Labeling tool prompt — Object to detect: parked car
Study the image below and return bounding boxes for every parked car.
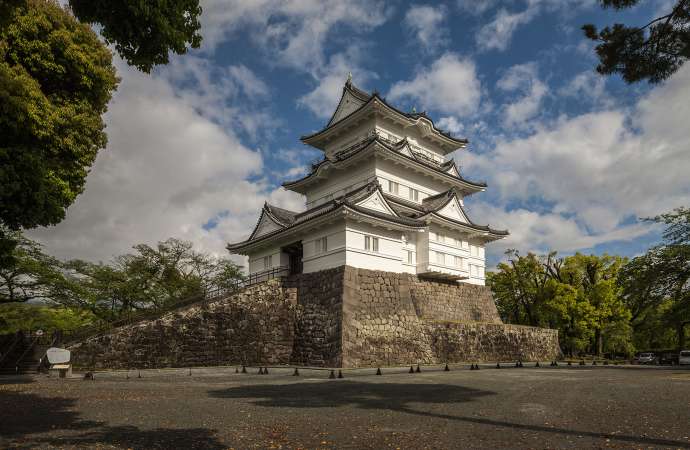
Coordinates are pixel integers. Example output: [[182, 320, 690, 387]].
[[680, 350, 690, 366], [659, 353, 679, 365], [635, 352, 658, 365]]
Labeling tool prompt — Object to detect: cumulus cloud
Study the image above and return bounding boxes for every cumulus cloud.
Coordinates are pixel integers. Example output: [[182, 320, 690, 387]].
[[464, 65, 690, 257], [476, 0, 596, 52], [403, 4, 449, 53], [558, 70, 612, 107], [388, 53, 482, 117], [496, 62, 548, 127], [27, 58, 303, 265], [437, 117, 464, 135], [200, 0, 390, 71], [297, 50, 377, 120]]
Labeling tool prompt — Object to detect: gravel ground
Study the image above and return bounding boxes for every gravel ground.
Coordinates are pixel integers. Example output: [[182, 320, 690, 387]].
[[1, 364, 690, 449]]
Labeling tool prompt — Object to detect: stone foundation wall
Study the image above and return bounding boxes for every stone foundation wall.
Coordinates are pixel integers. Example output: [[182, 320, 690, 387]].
[[69, 266, 560, 369], [70, 279, 298, 369]]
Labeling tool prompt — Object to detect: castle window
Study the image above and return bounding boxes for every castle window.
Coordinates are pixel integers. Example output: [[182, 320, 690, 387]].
[[406, 250, 414, 264], [263, 255, 272, 269], [409, 188, 419, 201], [364, 235, 379, 252], [454, 256, 463, 268], [315, 237, 327, 254], [388, 180, 399, 195], [435, 251, 445, 265]]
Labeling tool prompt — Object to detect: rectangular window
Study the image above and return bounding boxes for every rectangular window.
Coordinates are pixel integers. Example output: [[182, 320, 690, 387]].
[[314, 237, 327, 254], [470, 245, 477, 257], [454, 256, 463, 268], [388, 180, 399, 195], [364, 235, 379, 252], [263, 255, 272, 270], [478, 266, 485, 278], [409, 188, 419, 201], [436, 251, 445, 265], [406, 250, 414, 264]]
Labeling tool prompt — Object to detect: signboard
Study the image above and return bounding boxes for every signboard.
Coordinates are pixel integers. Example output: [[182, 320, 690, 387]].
[[46, 347, 71, 365]]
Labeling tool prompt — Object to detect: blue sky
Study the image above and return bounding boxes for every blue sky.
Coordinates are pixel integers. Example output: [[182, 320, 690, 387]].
[[32, 0, 690, 268]]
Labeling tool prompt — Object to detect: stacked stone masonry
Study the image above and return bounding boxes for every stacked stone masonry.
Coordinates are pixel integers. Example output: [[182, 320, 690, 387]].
[[70, 266, 559, 369]]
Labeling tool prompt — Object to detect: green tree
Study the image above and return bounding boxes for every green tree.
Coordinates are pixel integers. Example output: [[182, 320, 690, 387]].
[[583, 0, 690, 83], [1, 0, 202, 267], [0, 228, 69, 304], [0, 303, 95, 334], [0, 0, 118, 261], [64, 238, 244, 320], [68, 0, 202, 72]]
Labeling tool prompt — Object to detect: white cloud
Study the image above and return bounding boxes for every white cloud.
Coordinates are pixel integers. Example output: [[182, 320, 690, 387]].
[[558, 70, 611, 107], [403, 5, 448, 53], [477, 7, 537, 52], [496, 62, 548, 127], [297, 50, 377, 120], [388, 53, 482, 117], [199, 0, 390, 71], [465, 65, 690, 255], [476, 0, 596, 52], [437, 116, 464, 135], [27, 58, 303, 265]]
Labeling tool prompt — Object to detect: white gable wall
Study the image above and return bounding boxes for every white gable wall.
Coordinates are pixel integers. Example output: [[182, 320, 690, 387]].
[[252, 213, 284, 238], [305, 158, 376, 208], [329, 89, 367, 126], [375, 158, 456, 204]]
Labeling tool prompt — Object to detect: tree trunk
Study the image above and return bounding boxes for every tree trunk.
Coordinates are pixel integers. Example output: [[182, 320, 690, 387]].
[[678, 323, 687, 352], [595, 329, 603, 356]]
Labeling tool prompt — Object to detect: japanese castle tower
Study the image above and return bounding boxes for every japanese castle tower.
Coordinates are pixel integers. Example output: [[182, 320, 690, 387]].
[[228, 77, 508, 285]]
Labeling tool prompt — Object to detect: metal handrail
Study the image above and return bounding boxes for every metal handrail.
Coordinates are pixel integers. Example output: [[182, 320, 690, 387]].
[[0, 332, 22, 367], [64, 268, 290, 344], [12, 335, 38, 374]]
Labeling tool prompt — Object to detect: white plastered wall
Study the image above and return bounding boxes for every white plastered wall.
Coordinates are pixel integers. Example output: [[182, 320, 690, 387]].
[[423, 224, 487, 285], [301, 221, 347, 273], [247, 245, 289, 276], [305, 157, 376, 208], [344, 220, 407, 272], [375, 158, 455, 204]]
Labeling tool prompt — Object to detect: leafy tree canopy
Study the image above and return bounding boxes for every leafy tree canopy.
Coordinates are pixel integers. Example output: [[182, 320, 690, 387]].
[[0, 0, 118, 237], [68, 0, 202, 73], [583, 0, 690, 83]]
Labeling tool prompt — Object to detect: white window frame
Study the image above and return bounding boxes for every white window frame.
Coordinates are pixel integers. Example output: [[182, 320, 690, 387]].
[[409, 188, 419, 202], [388, 180, 399, 195], [406, 250, 414, 264], [263, 255, 272, 270], [314, 236, 327, 254], [364, 235, 379, 252]]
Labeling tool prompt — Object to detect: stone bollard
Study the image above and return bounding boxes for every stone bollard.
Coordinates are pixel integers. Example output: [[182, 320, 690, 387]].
[[329, 370, 336, 379], [496, 362, 501, 369], [535, 361, 540, 368], [263, 367, 269, 375], [409, 366, 415, 373], [444, 364, 450, 372], [293, 368, 300, 376], [416, 364, 421, 373], [592, 360, 597, 366], [258, 367, 264, 375], [188, 367, 192, 376], [579, 360, 585, 366], [568, 361, 572, 366], [338, 370, 344, 379], [376, 367, 382, 376], [138, 370, 142, 378], [242, 365, 247, 374]]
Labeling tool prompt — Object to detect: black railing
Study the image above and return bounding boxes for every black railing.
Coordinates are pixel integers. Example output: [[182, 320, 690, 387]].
[[64, 267, 290, 344]]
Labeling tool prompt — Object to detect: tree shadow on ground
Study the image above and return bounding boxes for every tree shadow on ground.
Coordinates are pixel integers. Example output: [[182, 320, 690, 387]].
[[0, 391, 225, 449], [209, 380, 690, 448]]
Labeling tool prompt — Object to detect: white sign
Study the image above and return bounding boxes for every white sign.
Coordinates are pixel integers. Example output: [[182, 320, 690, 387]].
[[46, 347, 71, 365]]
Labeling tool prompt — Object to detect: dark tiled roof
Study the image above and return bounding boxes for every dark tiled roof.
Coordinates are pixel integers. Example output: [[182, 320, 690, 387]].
[[265, 203, 298, 226], [301, 83, 468, 146], [283, 135, 486, 190]]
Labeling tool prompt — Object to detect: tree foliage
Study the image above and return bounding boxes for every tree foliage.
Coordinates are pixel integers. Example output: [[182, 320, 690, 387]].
[[63, 238, 244, 320], [0, 0, 118, 237], [489, 250, 628, 356], [0, 227, 70, 304], [583, 0, 690, 83], [68, 0, 202, 73]]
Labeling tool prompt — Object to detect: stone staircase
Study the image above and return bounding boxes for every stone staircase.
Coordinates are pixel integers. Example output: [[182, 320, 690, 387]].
[[0, 333, 53, 376]]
